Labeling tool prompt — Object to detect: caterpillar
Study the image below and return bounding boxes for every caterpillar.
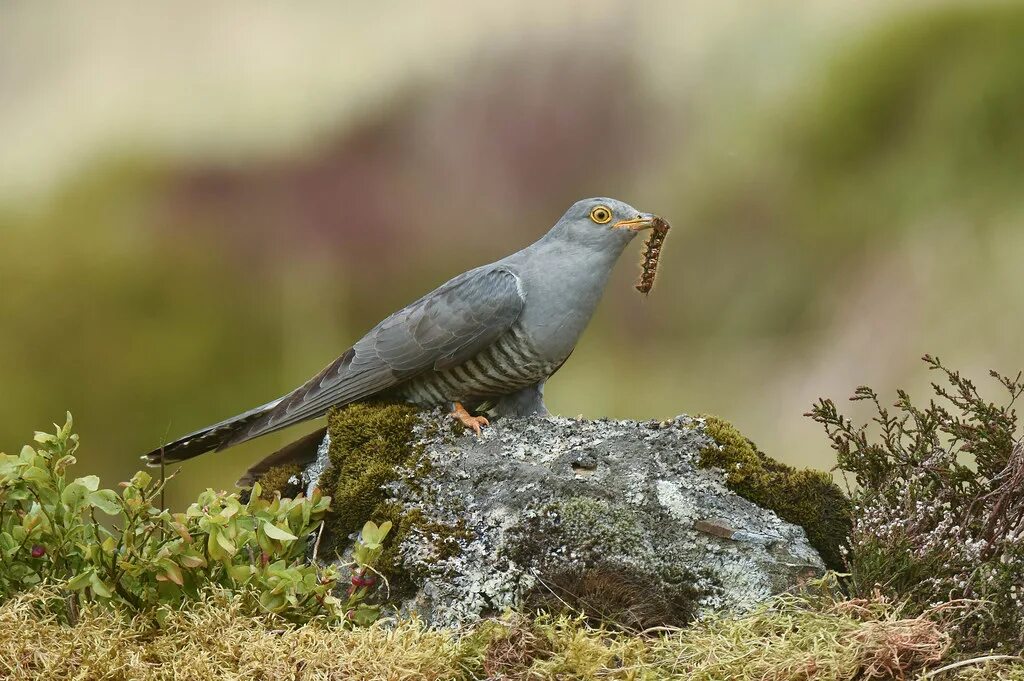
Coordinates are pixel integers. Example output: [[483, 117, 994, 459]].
[[635, 217, 670, 294]]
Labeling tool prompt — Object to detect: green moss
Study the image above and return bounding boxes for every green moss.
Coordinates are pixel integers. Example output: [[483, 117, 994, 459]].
[[253, 464, 304, 500], [698, 416, 852, 571], [0, 580, 985, 679], [316, 402, 469, 595]]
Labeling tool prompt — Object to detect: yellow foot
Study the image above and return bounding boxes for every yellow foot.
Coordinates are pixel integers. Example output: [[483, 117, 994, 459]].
[[451, 402, 489, 436]]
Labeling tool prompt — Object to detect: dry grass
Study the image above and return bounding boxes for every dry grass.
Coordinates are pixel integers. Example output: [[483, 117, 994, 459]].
[[0, 586, 1018, 680], [0, 588, 465, 681]]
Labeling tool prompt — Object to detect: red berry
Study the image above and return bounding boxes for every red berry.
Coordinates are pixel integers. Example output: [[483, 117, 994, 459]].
[[31, 545, 46, 558]]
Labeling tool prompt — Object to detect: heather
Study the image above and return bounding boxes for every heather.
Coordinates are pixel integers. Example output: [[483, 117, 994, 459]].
[[811, 355, 1024, 653]]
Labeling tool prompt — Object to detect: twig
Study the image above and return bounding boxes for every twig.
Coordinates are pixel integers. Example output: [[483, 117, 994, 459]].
[[920, 654, 1022, 678]]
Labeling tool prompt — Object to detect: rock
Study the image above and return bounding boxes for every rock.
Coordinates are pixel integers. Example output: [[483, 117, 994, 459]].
[[295, 406, 827, 629]]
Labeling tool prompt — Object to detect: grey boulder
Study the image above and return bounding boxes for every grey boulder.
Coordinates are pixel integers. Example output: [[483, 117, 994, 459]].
[[303, 411, 825, 629]]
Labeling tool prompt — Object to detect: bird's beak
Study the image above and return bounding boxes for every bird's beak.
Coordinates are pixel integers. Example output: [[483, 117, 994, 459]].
[[613, 213, 659, 232]]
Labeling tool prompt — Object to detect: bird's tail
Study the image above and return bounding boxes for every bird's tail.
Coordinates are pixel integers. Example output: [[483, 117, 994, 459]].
[[141, 398, 283, 466]]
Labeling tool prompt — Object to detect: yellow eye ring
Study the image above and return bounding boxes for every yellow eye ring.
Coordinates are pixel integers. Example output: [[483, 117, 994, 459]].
[[590, 206, 613, 224]]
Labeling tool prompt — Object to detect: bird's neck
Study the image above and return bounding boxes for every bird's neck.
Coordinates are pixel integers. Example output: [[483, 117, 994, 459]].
[[510, 238, 626, 359]]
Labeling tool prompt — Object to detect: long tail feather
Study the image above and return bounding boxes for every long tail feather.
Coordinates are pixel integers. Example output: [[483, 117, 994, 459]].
[[141, 398, 282, 466]]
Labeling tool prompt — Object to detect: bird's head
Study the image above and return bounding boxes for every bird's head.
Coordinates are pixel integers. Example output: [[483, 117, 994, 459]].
[[547, 197, 661, 254]]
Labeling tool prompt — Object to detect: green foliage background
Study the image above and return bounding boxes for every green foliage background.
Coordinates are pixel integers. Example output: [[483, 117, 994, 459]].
[[1, 2, 1022, 507]]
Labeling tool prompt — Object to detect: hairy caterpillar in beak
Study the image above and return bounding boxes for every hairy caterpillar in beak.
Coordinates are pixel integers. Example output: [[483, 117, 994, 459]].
[[635, 217, 670, 294]]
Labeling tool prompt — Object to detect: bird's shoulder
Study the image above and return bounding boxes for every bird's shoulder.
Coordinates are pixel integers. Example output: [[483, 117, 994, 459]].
[[383, 263, 525, 322]]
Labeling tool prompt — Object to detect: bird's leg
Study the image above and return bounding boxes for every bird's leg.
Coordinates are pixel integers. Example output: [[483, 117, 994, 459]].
[[491, 383, 550, 418], [451, 402, 489, 436]]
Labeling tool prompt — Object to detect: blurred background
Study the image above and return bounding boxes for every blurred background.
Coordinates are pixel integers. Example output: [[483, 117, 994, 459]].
[[2, 1, 1022, 508]]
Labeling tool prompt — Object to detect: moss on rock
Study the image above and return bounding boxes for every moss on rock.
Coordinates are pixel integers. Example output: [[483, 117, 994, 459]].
[[253, 463, 304, 500], [699, 415, 852, 571], [315, 403, 420, 582], [315, 402, 469, 596]]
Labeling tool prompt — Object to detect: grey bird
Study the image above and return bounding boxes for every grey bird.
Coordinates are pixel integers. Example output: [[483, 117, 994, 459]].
[[143, 197, 663, 480]]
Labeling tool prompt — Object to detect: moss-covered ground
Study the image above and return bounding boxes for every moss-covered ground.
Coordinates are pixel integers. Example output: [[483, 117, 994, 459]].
[[4, 581, 1012, 681], [699, 415, 853, 570]]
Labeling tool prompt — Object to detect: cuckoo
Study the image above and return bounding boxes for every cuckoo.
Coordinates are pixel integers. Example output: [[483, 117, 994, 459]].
[[143, 197, 666, 477]]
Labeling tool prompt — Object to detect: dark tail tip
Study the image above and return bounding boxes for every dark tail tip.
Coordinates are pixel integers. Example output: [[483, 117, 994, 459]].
[[140, 403, 277, 467]]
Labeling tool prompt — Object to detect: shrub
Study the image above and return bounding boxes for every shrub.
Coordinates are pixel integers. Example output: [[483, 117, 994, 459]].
[[0, 413, 391, 625], [808, 355, 1024, 652]]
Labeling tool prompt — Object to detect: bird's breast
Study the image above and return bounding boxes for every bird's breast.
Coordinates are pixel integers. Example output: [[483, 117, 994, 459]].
[[515, 256, 615, 361]]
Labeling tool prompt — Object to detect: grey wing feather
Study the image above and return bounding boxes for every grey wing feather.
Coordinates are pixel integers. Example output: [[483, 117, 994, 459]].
[[219, 266, 524, 448]]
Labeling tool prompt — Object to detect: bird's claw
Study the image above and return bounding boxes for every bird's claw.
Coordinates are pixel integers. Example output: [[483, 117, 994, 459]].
[[451, 402, 489, 436]]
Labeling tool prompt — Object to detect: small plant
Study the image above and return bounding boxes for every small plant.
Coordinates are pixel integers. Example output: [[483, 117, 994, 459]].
[[808, 356, 1024, 652], [344, 519, 392, 626], [0, 413, 391, 626]]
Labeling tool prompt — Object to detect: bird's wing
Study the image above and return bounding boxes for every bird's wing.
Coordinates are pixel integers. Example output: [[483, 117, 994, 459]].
[[219, 266, 525, 448]]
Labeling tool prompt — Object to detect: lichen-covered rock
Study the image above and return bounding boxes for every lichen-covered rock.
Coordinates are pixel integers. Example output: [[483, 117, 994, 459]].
[[698, 416, 852, 571], [298, 407, 829, 629]]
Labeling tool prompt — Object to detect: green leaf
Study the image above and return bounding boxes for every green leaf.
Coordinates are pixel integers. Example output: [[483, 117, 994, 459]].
[[159, 560, 184, 586], [350, 604, 382, 627], [262, 521, 298, 542], [60, 412, 73, 439], [0, 454, 21, 478], [75, 475, 101, 492], [87, 489, 122, 515], [66, 569, 95, 591], [89, 572, 113, 598], [227, 563, 254, 583], [259, 590, 287, 613], [170, 521, 192, 542], [360, 519, 392, 548], [22, 466, 50, 484], [361, 520, 379, 539], [22, 512, 41, 532], [207, 527, 225, 561], [179, 553, 206, 569], [61, 481, 88, 509], [216, 529, 237, 556]]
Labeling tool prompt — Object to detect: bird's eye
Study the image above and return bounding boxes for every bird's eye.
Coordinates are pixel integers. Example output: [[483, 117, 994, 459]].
[[589, 206, 613, 224]]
